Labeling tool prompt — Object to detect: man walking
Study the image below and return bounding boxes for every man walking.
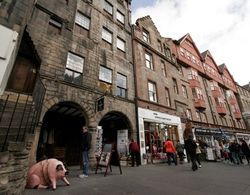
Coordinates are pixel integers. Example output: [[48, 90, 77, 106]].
[[129, 139, 140, 167], [79, 126, 92, 178]]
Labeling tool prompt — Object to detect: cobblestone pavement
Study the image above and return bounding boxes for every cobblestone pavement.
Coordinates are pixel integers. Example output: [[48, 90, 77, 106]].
[[24, 161, 250, 195]]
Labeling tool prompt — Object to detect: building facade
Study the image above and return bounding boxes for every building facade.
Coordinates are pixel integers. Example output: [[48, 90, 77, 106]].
[[170, 33, 246, 155], [236, 83, 250, 141], [133, 16, 190, 164], [26, 0, 136, 166]]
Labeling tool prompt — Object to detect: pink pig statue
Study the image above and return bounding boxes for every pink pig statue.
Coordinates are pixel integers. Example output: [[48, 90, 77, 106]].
[[26, 158, 70, 190]]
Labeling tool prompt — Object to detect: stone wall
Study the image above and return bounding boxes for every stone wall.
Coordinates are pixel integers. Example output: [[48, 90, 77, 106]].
[[0, 134, 34, 195]]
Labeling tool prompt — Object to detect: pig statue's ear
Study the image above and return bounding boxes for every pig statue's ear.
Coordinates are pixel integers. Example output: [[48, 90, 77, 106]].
[[56, 164, 64, 171]]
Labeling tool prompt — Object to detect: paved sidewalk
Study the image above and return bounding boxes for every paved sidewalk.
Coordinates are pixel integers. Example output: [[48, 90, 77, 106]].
[[24, 161, 250, 195]]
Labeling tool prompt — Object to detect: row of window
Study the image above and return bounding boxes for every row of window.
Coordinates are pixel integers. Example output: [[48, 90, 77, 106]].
[[142, 29, 174, 62], [64, 52, 128, 98], [179, 47, 201, 66], [104, 0, 125, 24]]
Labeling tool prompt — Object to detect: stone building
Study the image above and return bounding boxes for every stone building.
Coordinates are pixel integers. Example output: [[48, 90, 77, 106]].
[[0, 0, 135, 194], [169, 33, 246, 151], [132, 16, 190, 164], [236, 83, 250, 138], [26, 0, 136, 166], [0, 0, 44, 194]]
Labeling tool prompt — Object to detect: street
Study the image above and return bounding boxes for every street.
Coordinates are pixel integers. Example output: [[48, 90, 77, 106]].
[[24, 161, 250, 195]]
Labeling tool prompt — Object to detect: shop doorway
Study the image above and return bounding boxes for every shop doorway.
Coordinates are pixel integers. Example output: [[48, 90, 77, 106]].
[[98, 111, 132, 155], [37, 101, 86, 166]]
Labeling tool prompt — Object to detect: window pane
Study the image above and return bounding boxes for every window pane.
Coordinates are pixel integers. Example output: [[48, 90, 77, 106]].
[[117, 37, 125, 51], [117, 10, 125, 24], [75, 12, 90, 30], [66, 52, 84, 73], [117, 73, 127, 88], [102, 28, 112, 43], [104, 1, 113, 15], [99, 66, 112, 83]]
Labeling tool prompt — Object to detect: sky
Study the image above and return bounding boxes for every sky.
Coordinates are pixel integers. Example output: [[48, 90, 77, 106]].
[[131, 0, 250, 86]]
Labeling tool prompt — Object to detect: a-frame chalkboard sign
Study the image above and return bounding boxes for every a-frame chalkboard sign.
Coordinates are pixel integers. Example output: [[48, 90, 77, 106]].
[[95, 143, 122, 176]]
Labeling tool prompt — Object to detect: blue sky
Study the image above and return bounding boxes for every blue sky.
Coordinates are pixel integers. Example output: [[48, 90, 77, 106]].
[[131, 0, 250, 86], [131, 1, 156, 11]]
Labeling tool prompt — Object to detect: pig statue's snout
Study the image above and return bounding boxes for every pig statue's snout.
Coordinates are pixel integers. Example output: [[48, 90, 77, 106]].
[[65, 171, 69, 176]]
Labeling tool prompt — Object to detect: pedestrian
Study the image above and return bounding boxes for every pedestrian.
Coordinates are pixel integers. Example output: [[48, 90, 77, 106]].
[[79, 126, 92, 178], [184, 135, 198, 171], [129, 139, 140, 167], [175, 140, 185, 164], [239, 139, 250, 164], [196, 141, 202, 168], [164, 138, 177, 165], [229, 140, 240, 165]]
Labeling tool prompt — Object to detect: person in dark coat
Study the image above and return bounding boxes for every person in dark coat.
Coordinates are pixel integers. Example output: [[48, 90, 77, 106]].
[[184, 135, 198, 171], [129, 139, 140, 167], [79, 126, 92, 178], [240, 139, 250, 164]]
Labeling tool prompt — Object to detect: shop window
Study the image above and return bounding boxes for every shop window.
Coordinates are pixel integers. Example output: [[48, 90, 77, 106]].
[[99, 65, 112, 83], [64, 52, 84, 85], [116, 73, 127, 98], [148, 81, 157, 102], [48, 17, 62, 35]]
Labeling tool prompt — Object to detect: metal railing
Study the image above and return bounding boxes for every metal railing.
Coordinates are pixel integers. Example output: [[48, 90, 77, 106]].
[[0, 75, 46, 151]]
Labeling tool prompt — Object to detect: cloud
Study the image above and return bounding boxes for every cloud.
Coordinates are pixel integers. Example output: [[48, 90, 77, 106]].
[[132, 0, 250, 85]]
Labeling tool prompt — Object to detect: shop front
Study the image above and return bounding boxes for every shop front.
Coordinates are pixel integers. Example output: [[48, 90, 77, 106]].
[[194, 127, 235, 161], [138, 108, 183, 165], [235, 133, 250, 145]]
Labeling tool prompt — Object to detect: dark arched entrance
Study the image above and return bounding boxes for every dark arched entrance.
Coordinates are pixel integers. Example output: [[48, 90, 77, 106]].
[[37, 101, 86, 166], [99, 111, 132, 155]]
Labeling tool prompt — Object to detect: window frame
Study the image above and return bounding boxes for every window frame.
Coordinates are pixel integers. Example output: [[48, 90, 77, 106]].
[[116, 73, 127, 98], [145, 52, 153, 70], [142, 29, 150, 43], [99, 65, 112, 84], [75, 12, 90, 30], [104, 0, 113, 15], [148, 81, 157, 102], [116, 9, 125, 24], [102, 27, 113, 44], [117, 37, 125, 52], [64, 52, 84, 85]]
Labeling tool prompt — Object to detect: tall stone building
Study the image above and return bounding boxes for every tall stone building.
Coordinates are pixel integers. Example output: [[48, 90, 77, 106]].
[[132, 16, 190, 164], [26, 0, 136, 166]]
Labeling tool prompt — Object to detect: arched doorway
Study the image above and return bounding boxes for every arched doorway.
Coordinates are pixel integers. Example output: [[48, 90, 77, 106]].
[[99, 111, 132, 156], [37, 101, 86, 166]]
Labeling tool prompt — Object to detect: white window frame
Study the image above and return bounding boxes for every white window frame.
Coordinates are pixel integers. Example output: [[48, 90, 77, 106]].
[[99, 66, 112, 83], [148, 81, 157, 102], [145, 52, 153, 69]]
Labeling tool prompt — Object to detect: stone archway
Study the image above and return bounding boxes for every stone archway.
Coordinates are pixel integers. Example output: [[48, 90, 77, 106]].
[[98, 111, 133, 156], [37, 101, 87, 166]]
